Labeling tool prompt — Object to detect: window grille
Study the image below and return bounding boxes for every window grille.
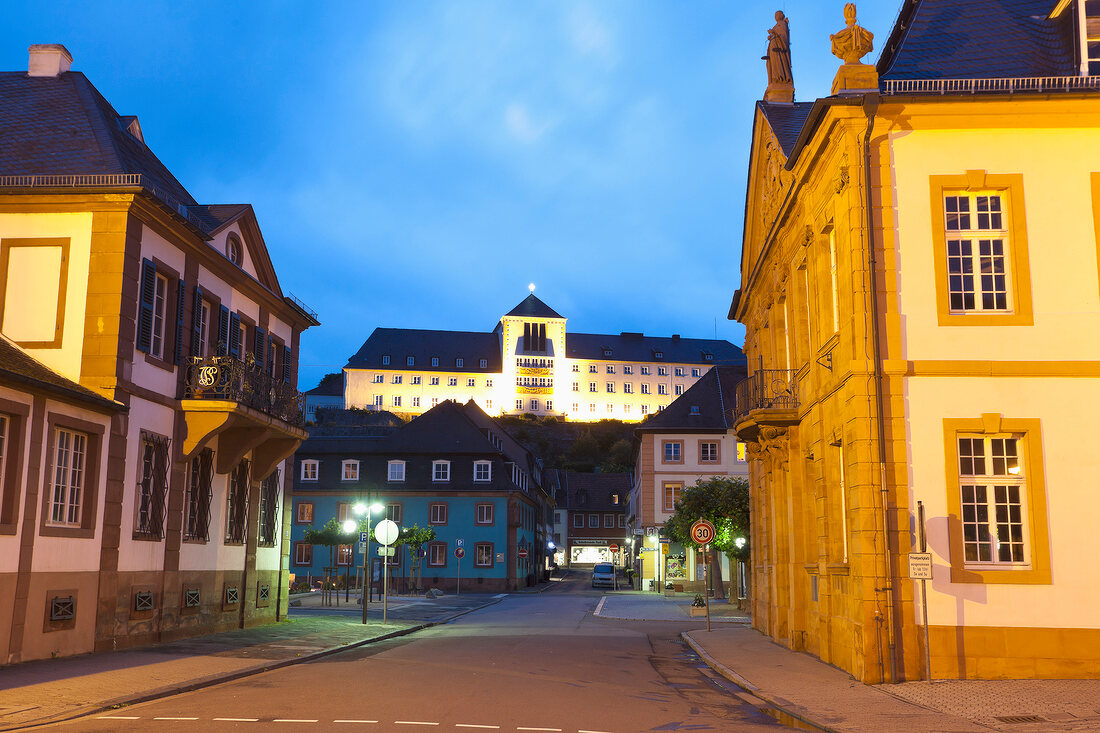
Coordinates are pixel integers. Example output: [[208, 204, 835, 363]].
[[225, 460, 250, 544], [134, 591, 154, 612], [184, 588, 201, 608], [258, 584, 270, 602], [184, 449, 214, 541], [225, 586, 240, 605], [135, 434, 170, 539], [50, 596, 75, 621], [258, 470, 281, 547]]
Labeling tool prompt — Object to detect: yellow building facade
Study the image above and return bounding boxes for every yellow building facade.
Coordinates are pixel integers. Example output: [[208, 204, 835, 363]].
[[732, 1, 1100, 682]]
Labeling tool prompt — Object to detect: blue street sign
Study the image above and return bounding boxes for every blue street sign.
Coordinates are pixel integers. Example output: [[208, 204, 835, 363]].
[[360, 531, 369, 543]]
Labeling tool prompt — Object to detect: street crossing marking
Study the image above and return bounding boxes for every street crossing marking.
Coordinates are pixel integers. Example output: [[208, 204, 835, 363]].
[[86, 714, 612, 731]]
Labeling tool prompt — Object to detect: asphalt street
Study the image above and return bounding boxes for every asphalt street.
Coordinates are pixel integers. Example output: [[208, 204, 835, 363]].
[[57, 574, 787, 732]]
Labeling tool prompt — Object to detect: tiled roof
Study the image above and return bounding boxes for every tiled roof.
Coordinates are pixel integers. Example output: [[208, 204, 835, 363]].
[[757, 102, 814, 157], [636, 365, 744, 431], [344, 328, 503, 372], [379, 400, 500, 455], [562, 471, 631, 511], [504, 294, 564, 319], [565, 332, 744, 366], [877, 0, 1076, 81], [296, 434, 389, 454], [0, 338, 123, 413], [0, 70, 197, 207]]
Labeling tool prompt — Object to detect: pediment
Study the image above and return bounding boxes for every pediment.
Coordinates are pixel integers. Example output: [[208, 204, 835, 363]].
[[739, 109, 794, 297]]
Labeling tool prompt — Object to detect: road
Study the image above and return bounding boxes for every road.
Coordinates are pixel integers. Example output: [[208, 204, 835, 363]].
[[59, 573, 787, 732]]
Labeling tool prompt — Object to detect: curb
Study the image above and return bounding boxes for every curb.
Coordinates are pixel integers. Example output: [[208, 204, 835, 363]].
[[4, 598, 503, 732], [680, 631, 837, 733]]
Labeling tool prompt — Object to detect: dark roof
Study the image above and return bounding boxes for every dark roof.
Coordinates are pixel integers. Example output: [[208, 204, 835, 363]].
[[877, 0, 1076, 81], [380, 400, 500, 455], [504, 294, 563, 319], [565, 333, 744, 365], [0, 70, 196, 207], [636, 365, 744, 431], [306, 372, 344, 396], [459, 400, 541, 476], [344, 328, 502, 372], [757, 102, 814, 156], [296, 434, 389, 454], [0, 339, 124, 413], [562, 472, 631, 511]]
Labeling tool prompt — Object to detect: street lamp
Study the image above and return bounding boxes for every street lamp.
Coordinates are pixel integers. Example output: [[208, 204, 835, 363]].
[[354, 501, 385, 624]]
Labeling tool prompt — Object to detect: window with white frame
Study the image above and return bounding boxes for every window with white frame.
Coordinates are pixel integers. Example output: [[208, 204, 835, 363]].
[[486, 379, 493, 387], [432, 397, 439, 407], [589, 364, 597, 373], [373, 374, 384, 383], [433, 460, 451, 482], [641, 366, 650, 375], [407, 356, 415, 366], [618, 515, 626, 528], [606, 365, 615, 374], [624, 365, 632, 375], [448, 377, 458, 386], [412, 396, 420, 407], [516, 399, 523, 410], [573, 381, 579, 391], [530, 399, 539, 411], [476, 503, 494, 525], [663, 482, 681, 511], [658, 366, 667, 376], [663, 441, 682, 463], [641, 383, 650, 394], [958, 435, 1027, 563], [373, 395, 382, 406], [641, 404, 649, 415], [572, 364, 580, 372], [429, 502, 448, 525], [485, 399, 492, 410], [692, 368, 700, 377], [944, 192, 1010, 312], [151, 272, 168, 358], [296, 501, 313, 523], [47, 427, 87, 527], [293, 541, 312, 565], [658, 384, 667, 395], [572, 402, 579, 412], [546, 400, 553, 411], [342, 460, 359, 481], [467, 378, 476, 387], [606, 404, 613, 414], [474, 461, 491, 482], [700, 441, 719, 462], [388, 460, 406, 482], [589, 513, 599, 528], [589, 403, 596, 413], [301, 460, 318, 481], [623, 404, 631, 414], [623, 383, 632, 394], [480, 359, 488, 368], [428, 542, 446, 567], [475, 542, 493, 567], [393, 396, 402, 407], [386, 502, 402, 523], [674, 367, 684, 377], [392, 374, 402, 384], [674, 385, 683, 396], [589, 382, 597, 392], [606, 383, 615, 393], [431, 356, 439, 367], [412, 375, 421, 385], [430, 377, 440, 386], [456, 358, 464, 368], [604, 513, 614, 528]]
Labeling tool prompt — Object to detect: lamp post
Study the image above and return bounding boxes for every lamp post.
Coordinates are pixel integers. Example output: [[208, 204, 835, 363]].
[[354, 500, 384, 624], [341, 519, 357, 602]]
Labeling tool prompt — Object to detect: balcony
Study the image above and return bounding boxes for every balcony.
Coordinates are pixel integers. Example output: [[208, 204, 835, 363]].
[[732, 369, 799, 441], [179, 356, 308, 479]]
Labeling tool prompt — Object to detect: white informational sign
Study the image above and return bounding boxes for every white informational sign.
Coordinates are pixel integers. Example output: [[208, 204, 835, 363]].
[[358, 542, 366, 554], [908, 552, 933, 579], [495, 552, 505, 563], [377, 547, 395, 557], [375, 519, 399, 546]]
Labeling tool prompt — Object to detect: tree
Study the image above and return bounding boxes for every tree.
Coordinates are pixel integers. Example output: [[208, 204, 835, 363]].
[[397, 524, 436, 594], [599, 438, 633, 473], [303, 518, 357, 602], [663, 477, 750, 602]]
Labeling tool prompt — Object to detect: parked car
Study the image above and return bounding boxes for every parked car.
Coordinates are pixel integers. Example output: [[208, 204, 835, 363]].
[[591, 562, 617, 589]]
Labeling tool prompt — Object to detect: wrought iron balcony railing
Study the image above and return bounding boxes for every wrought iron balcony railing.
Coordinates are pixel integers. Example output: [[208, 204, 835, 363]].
[[733, 369, 799, 425], [182, 355, 304, 426]]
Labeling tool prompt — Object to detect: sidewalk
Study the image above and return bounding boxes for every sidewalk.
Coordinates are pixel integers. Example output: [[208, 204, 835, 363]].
[[594, 593, 1100, 732], [0, 592, 501, 732]]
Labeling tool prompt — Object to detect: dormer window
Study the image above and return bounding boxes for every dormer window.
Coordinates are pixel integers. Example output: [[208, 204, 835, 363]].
[[704, 353, 713, 361], [456, 358, 464, 368], [431, 356, 439, 367], [382, 355, 390, 366], [603, 349, 612, 357], [407, 356, 415, 366], [480, 359, 488, 368], [654, 351, 663, 359], [690, 406, 701, 415]]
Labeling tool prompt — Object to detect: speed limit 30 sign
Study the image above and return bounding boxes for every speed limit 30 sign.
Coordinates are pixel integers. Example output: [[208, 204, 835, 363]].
[[690, 518, 716, 545]]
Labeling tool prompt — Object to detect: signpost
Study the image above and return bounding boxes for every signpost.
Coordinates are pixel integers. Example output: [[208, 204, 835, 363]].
[[375, 518, 398, 624], [518, 549, 528, 558], [454, 546, 465, 595], [913, 502, 933, 682], [690, 518, 716, 632], [608, 543, 619, 553]]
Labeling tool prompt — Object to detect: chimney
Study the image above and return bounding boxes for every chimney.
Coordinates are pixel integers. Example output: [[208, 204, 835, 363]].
[[28, 44, 73, 77]]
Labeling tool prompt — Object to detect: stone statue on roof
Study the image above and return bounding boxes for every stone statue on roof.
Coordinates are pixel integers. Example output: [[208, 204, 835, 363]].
[[763, 11, 794, 103], [830, 3, 874, 64]]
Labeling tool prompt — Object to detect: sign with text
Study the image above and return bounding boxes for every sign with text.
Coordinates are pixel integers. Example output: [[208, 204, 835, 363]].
[[908, 552, 933, 579], [690, 518, 716, 545]]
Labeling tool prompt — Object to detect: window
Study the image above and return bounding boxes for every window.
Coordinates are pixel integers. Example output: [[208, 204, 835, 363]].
[[486, 379, 493, 387], [475, 542, 494, 567], [658, 366, 667, 376], [296, 501, 314, 524], [606, 404, 613, 414], [573, 513, 583, 528], [431, 357, 439, 367], [410, 396, 420, 408], [385, 503, 403, 523], [373, 395, 383, 407], [456, 358, 464, 368], [476, 503, 495, 525], [431, 397, 439, 407], [691, 368, 701, 377], [589, 513, 599, 528], [674, 385, 683, 396], [589, 365, 598, 373], [572, 402, 579, 412], [485, 399, 492, 410], [135, 434, 169, 539], [225, 460, 250, 544], [448, 378, 458, 386], [700, 441, 719, 463], [293, 542, 313, 566], [606, 365, 615, 374], [195, 298, 209, 357], [388, 460, 405, 482], [530, 399, 539, 411], [606, 383, 615, 393], [429, 502, 448, 525], [943, 416, 1049, 584], [393, 396, 402, 407], [603, 513, 614, 528], [641, 384, 650, 394], [301, 460, 318, 481], [624, 404, 631, 414], [624, 365, 632, 375], [47, 427, 87, 528], [516, 399, 523, 410], [618, 515, 626, 528], [184, 449, 214, 541], [657, 384, 667, 395], [663, 441, 682, 463], [589, 403, 596, 413], [704, 353, 713, 361], [474, 461, 491, 482], [150, 272, 168, 358], [480, 359, 488, 368], [430, 377, 440, 386], [573, 381, 579, 391], [571, 364, 580, 372], [412, 376, 421, 385], [589, 382, 597, 393], [428, 542, 447, 567], [641, 404, 649, 415], [342, 460, 359, 481], [337, 544, 353, 566], [674, 367, 684, 377], [433, 460, 450, 482], [654, 351, 663, 359], [407, 356, 415, 366], [373, 374, 384, 384], [737, 442, 747, 462], [258, 470, 280, 547], [545, 400, 553, 411], [603, 349, 612, 357], [623, 383, 632, 394], [392, 374, 403, 385], [382, 355, 390, 366], [467, 378, 476, 387], [931, 173, 1032, 326], [663, 482, 682, 512], [640, 366, 651, 376]]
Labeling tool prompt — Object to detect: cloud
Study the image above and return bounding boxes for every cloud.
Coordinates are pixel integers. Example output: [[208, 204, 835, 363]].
[[503, 102, 555, 143]]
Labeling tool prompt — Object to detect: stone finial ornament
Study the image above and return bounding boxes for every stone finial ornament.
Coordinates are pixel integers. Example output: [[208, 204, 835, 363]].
[[829, 3, 878, 95], [763, 10, 795, 103]]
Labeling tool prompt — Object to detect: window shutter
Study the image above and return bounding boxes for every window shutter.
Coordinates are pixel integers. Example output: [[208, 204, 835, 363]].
[[267, 335, 276, 376], [217, 305, 230, 355], [254, 327, 266, 369], [137, 258, 156, 353], [229, 312, 241, 358], [191, 285, 204, 357], [174, 280, 186, 364], [283, 346, 292, 384]]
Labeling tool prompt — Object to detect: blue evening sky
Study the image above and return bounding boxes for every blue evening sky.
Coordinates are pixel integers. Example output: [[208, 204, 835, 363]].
[[2, 1, 901, 390]]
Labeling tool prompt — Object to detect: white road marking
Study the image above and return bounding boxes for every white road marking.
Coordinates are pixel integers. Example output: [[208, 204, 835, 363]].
[[154, 717, 199, 721], [213, 718, 259, 722], [274, 720, 319, 723], [97, 716, 140, 720], [493, 593, 507, 598], [455, 726, 500, 729], [594, 597, 607, 615], [517, 728, 561, 732], [578, 730, 613, 733], [394, 723, 439, 727], [334, 721, 379, 724]]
